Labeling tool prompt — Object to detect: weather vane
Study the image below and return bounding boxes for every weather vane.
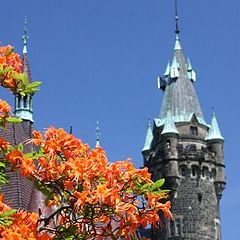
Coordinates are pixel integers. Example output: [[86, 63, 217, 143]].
[[174, 0, 180, 34]]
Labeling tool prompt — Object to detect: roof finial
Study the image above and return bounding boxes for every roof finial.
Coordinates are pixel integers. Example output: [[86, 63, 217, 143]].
[[22, 15, 28, 54], [174, 0, 180, 35], [96, 120, 101, 147]]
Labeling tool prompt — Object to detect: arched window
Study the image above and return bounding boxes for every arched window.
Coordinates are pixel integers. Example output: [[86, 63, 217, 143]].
[[179, 165, 187, 177], [192, 165, 199, 178], [202, 166, 209, 178]]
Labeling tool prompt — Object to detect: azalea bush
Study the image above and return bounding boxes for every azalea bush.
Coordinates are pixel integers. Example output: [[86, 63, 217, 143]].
[[0, 45, 173, 240]]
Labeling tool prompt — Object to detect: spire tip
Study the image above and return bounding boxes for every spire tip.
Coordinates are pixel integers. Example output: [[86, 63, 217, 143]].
[[22, 15, 28, 54]]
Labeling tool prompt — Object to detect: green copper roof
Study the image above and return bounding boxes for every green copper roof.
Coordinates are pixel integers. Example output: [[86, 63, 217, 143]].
[[159, 34, 206, 126], [142, 120, 153, 151], [174, 34, 182, 50], [164, 62, 170, 76], [161, 109, 179, 135], [206, 112, 224, 141]]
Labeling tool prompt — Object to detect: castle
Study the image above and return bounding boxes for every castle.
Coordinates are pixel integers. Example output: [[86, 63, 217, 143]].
[[0, 4, 225, 240], [141, 7, 225, 240]]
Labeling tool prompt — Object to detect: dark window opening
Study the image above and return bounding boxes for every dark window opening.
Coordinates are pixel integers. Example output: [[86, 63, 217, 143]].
[[180, 166, 187, 176], [202, 167, 208, 178], [192, 166, 199, 177], [197, 193, 203, 204], [190, 126, 198, 136], [23, 96, 28, 108], [212, 169, 217, 179]]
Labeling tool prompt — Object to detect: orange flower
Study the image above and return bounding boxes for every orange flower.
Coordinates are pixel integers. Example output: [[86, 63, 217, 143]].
[[5, 149, 23, 166], [31, 130, 43, 146], [0, 137, 9, 151], [0, 99, 11, 117]]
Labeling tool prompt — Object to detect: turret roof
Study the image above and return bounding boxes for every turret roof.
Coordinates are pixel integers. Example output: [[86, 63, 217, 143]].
[[142, 120, 153, 151], [159, 34, 206, 126], [206, 112, 224, 141]]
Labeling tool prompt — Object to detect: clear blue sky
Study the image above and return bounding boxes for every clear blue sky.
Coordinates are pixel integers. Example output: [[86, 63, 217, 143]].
[[0, 0, 239, 239]]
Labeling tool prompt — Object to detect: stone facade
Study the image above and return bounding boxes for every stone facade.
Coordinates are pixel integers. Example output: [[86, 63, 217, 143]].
[[143, 120, 225, 239]]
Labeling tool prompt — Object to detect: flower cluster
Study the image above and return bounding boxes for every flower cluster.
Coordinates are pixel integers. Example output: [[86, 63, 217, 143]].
[[3, 127, 172, 239], [0, 43, 172, 240], [0, 195, 51, 240], [0, 45, 22, 92]]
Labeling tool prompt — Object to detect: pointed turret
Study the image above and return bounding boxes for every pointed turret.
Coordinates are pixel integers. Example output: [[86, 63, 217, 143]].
[[206, 112, 224, 140], [158, 25, 206, 125], [14, 16, 33, 122], [142, 119, 153, 152], [161, 109, 178, 135]]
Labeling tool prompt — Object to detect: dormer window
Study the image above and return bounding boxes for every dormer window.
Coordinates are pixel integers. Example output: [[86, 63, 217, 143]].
[[190, 126, 198, 136]]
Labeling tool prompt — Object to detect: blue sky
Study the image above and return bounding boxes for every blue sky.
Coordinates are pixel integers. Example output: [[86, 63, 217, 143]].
[[0, 0, 239, 238]]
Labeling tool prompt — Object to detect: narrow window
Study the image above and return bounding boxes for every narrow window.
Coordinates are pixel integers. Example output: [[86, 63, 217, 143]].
[[192, 166, 199, 177], [202, 167, 208, 178], [190, 126, 198, 136], [180, 165, 187, 176], [23, 95, 28, 108]]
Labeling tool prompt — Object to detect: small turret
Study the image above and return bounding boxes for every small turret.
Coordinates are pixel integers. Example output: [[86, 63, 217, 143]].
[[161, 110, 180, 192], [142, 120, 153, 166], [161, 109, 179, 159], [206, 112, 225, 200]]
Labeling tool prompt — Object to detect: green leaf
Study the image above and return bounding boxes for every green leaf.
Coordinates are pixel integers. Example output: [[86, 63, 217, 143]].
[[140, 183, 150, 191], [130, 235, 136, 240], [150, 178, 165, 191], [0, 209, 17, 218], [27, 81, 42, 88], [18, 143, 24, 152], [6, 117, 23, 124]]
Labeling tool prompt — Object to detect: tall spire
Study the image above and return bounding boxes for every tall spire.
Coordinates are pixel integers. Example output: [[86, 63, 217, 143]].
[[96, 120, 101, 147], [21, 15, 32, 82], [22, 15, 28, 54], [158, 1, 206, 126]]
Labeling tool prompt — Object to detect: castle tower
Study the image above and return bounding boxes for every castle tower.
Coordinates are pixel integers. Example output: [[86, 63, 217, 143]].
[[142, 4, 225, 239], [0, 17, 45, 212]]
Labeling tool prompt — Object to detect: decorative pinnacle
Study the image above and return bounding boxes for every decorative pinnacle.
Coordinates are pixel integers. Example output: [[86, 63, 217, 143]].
[[96, 120, 101, 147], [174, 0, 180, 34], [22, 15, 28, 54]]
